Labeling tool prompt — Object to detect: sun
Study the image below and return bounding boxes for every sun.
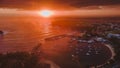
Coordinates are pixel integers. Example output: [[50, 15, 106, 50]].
[[39, 10, 54, 17]]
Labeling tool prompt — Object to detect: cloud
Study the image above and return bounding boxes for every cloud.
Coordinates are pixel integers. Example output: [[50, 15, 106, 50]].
[[0, 0, 120, 10], [0, 8, 120, 17]]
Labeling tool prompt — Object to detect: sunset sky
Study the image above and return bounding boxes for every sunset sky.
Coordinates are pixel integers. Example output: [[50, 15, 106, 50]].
[[0, 0, 120, 17]]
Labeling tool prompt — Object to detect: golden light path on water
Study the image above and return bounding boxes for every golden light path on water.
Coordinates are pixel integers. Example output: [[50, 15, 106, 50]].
[[39, 18, 51, 34]]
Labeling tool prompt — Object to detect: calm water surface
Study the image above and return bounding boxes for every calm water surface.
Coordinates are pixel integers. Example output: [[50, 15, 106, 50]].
[[0, 18, 76, 52]]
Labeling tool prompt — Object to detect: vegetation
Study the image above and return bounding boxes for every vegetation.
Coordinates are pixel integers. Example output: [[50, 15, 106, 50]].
[[0, 44, 50, 68]]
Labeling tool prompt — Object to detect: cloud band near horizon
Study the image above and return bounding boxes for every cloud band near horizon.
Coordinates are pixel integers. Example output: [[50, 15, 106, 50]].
[[0, 0, 120, 10]]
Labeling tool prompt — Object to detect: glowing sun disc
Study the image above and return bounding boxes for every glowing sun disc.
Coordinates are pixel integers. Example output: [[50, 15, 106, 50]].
[[39, 10, 54, 17]]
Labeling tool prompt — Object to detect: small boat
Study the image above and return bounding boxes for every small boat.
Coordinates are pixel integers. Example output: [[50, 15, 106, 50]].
[[0, 31, 4, 35]]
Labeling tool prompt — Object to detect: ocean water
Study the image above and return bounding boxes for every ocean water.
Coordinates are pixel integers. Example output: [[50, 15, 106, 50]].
[[0, 17, 75, 53]]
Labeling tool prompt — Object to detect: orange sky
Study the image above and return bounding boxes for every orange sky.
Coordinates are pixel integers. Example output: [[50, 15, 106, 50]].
[[0, 7, 120, 17]]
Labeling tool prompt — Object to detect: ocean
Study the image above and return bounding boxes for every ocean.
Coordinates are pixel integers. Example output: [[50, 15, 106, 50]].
[[0, 17, 76, 53]]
